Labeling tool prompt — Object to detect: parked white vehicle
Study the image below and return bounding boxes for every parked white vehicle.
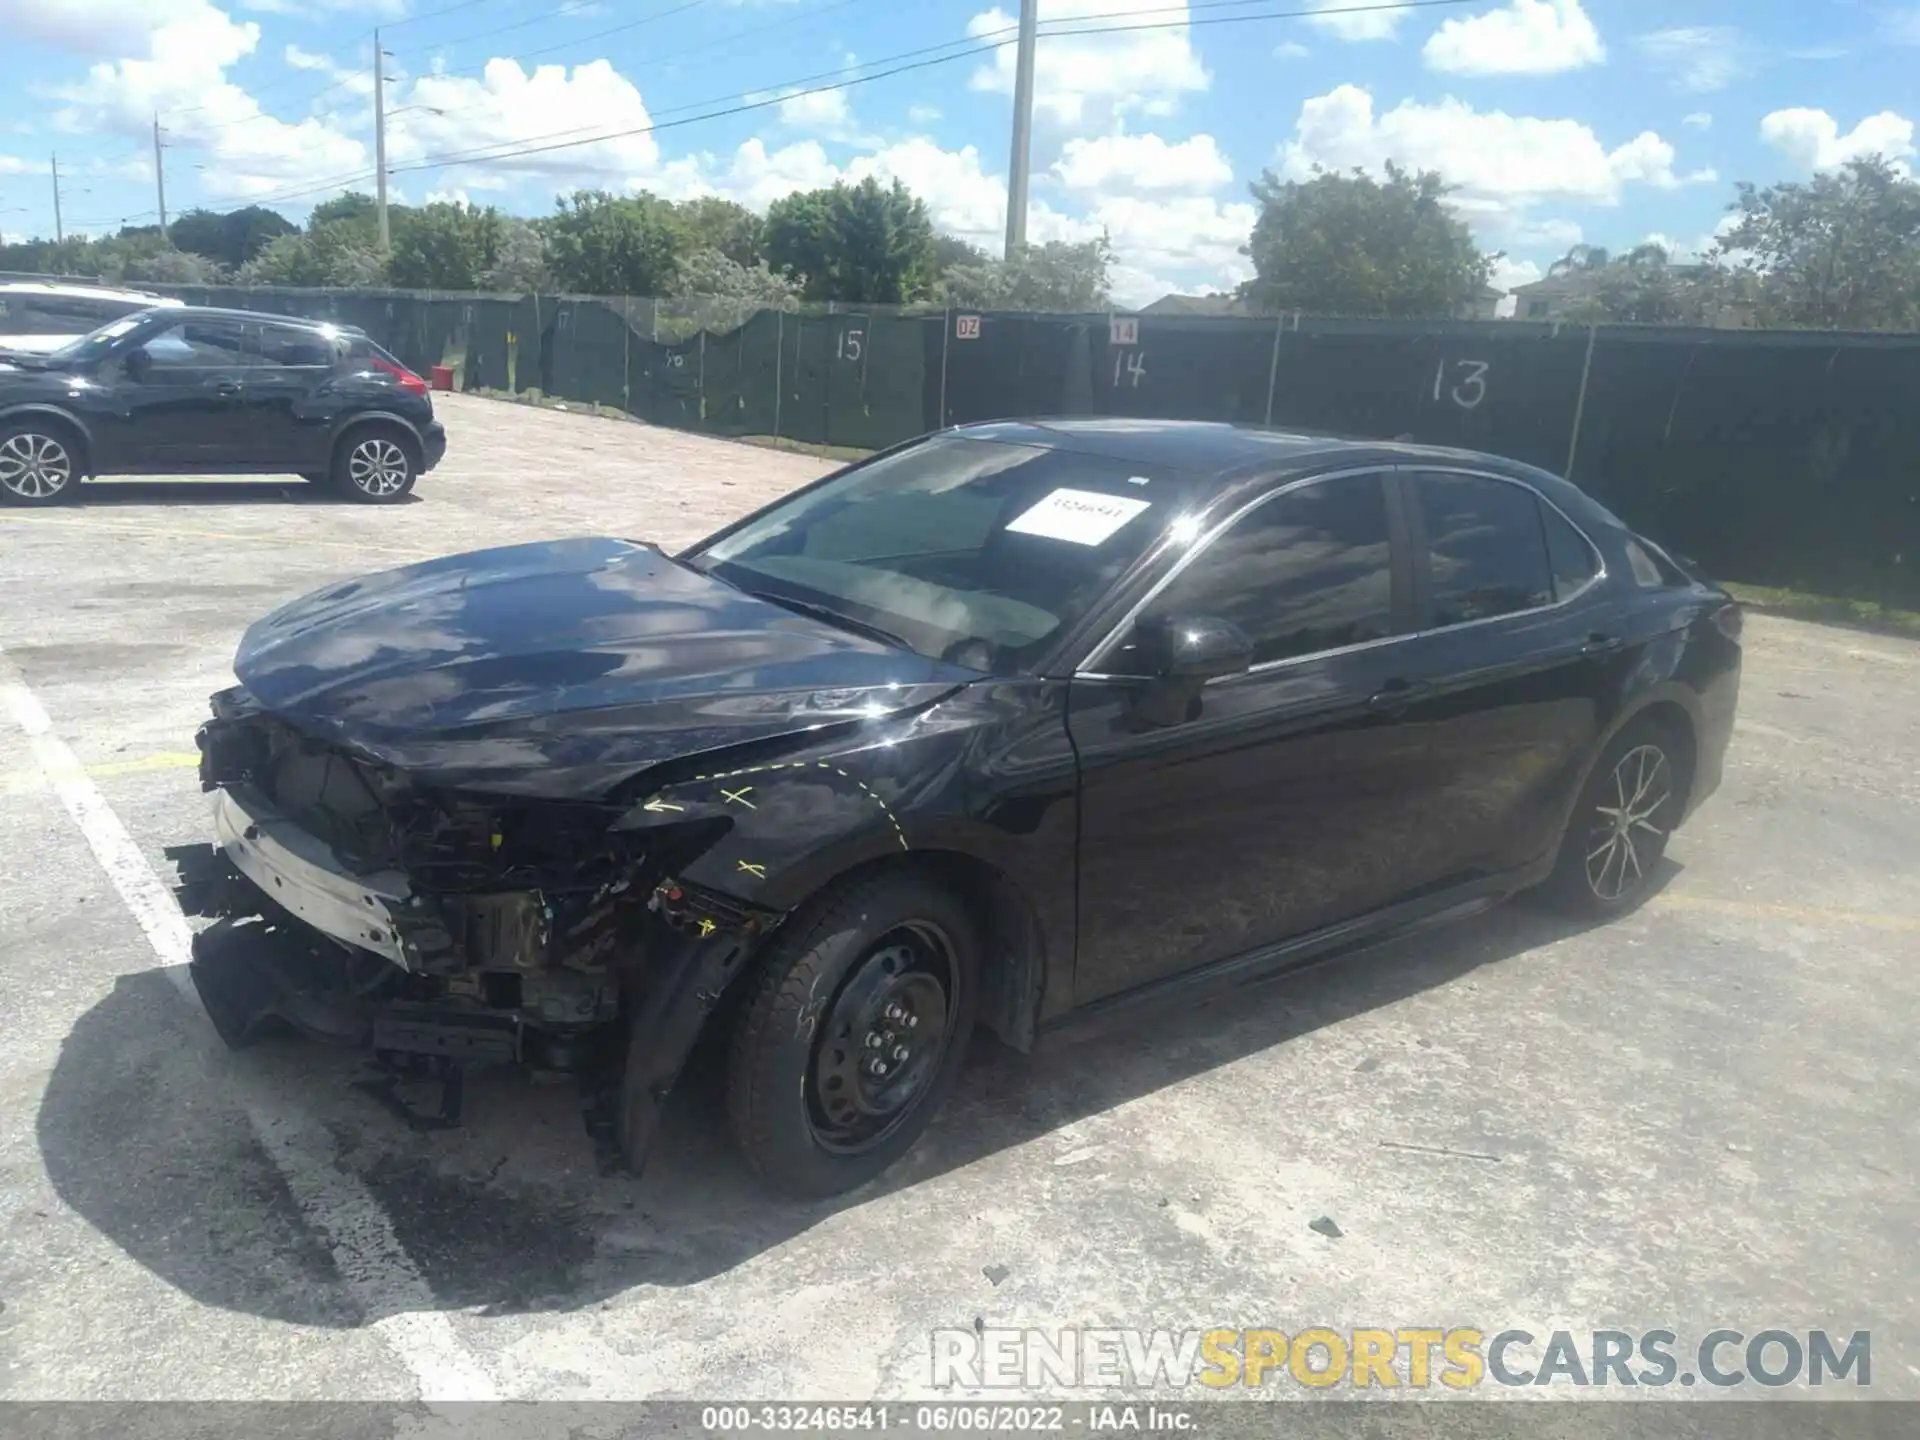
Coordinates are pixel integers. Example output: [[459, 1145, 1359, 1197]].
[[0, 282, 184, 356]]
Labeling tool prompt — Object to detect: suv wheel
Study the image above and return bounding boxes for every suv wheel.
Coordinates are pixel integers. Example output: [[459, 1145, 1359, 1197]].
[[332, 427, 418, 504], [1543, 718, 1684, 916], [725, 871, 979, 1198], [0, 422, 79, 506]]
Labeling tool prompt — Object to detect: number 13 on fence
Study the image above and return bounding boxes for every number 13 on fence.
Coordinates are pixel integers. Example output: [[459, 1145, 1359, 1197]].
[[1433, 358, 1490, 410]]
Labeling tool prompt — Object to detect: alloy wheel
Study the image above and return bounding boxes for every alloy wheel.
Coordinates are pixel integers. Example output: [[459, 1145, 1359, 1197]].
[[348, 438, 409, 497], [1585, 743, 1673, 901], [0, 433, 73, 500], [806, 923, 958, 1155]]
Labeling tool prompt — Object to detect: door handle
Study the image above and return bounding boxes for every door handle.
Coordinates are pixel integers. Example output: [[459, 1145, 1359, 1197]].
[[1581, 631, 1623, 658], [208, 379, 242, 397], [1366, 678, 1428, 711]]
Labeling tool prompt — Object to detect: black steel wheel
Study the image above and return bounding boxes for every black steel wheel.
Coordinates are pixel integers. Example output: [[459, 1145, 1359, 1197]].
[[1543, 718, 1685, 916], [726, 871, 979, 1197]]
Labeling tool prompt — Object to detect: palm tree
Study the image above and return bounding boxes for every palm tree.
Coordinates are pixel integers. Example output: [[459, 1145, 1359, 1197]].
[[1546, 243, 1611, 278]]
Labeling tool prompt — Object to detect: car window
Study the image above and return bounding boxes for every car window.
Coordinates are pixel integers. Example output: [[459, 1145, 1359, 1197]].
[[259, 326, 344, 367], [1105, 473, 1400, 674], [137, 320, 257, 369], [1542, 502, 1601, 599], [689, 434, 1202, 677], [1416, 472, 1555, 626]]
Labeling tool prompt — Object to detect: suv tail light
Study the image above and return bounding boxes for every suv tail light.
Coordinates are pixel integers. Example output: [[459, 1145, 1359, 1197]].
[[370, 356, 429, 395], [1712, 602, 1743, 642]]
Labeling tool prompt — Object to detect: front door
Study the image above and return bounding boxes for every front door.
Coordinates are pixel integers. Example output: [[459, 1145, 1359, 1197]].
[[1066, 469, 1434, 1006], [107, 317, 256, 469]]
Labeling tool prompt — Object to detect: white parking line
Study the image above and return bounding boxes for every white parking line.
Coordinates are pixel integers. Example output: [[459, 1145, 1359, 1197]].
[[0, 645, 500, 1403]]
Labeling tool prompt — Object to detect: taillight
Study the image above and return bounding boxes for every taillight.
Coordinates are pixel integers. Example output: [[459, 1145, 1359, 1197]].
[[370, 356, 428, 395], [1712, 602, 1743, 642]]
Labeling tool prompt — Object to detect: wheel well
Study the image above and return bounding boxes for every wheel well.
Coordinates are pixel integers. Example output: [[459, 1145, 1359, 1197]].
[[2, 411, 91, 476], [1628, 699, 1697, 811], [774, 850, 1047, 1053], [332, 418, 421, 469]]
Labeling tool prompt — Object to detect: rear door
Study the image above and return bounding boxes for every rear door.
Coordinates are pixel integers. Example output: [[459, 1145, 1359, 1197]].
[[1388, 467, 1614, 885], [244, 322, 344, 468]]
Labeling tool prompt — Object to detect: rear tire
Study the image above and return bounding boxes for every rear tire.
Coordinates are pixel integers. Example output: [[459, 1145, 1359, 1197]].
[[0, 419, 81, 506], [1541, 717, 1685, 917], [725, 870, 979, 1198], [330, 426, 418, 504]]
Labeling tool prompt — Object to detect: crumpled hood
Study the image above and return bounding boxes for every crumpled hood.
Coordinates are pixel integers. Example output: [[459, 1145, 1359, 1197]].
[[233, 536, 973, 797]]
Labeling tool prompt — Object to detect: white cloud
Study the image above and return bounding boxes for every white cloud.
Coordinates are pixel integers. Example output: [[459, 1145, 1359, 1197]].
[[907, 104, 942, 124], [777, 87, 856, 136], [1273, 40, 1311, 59], [3, 0, 230, 57], [391, 60, 666, 191], [1302, 0, 1408, 41], [1277, 85, 1713, 246], [1488, 254, 1542, 307], [1683, 111, 1712, 129], [1052, 133, 1232, 194], [967, 0, 1209, 126], [1636, 27, 1745, 93], [1423, 0, 1604, 76], [0, 155, 51, 176], [47, 1, 370, 206], [282, 44, 332, 71], [1758, 107, 1916, 172]]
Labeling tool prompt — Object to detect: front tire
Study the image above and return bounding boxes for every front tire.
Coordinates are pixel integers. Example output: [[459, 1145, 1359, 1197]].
[[0, 420, 80, 506], [1542, 718, 1685, 916], [725, 871, 979, 1198], [331, 427, 418, 504]]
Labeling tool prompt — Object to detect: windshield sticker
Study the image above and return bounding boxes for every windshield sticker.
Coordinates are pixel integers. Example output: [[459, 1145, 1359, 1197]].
[[1004, 488, 1152, 546]]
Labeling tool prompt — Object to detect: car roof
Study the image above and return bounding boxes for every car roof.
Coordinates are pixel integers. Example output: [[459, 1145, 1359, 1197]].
[[0, 281, 182, 305], [949, 416, 1579, 501], [138, 304, 367, 335]]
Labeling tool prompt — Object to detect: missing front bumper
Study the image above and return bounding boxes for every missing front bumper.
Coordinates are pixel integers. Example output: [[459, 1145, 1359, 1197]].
[[212, 783, 414, 967]]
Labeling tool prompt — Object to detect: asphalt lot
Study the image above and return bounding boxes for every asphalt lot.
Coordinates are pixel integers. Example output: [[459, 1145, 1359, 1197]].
[[0, 392, 1916, 1407]]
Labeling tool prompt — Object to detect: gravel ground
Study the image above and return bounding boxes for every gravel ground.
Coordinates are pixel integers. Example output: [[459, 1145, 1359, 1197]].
[[0, 393, 1914, 1418]]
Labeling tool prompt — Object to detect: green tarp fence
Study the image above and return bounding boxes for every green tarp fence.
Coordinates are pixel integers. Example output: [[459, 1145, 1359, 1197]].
[[147, 286, 1920, 604]]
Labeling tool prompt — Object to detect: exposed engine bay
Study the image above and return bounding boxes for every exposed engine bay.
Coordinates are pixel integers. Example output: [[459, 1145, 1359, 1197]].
[[177, 685, 778, 1153]]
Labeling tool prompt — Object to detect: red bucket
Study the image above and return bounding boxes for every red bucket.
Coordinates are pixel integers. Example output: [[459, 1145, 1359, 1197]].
[[429, 364, 454, 392]]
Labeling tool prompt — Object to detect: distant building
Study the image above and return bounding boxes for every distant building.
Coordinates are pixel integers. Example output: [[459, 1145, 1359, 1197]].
[[1456, 285, 1504, 321], [1509, 265, 1754, 327], [1142, 288, 1505, 320], [1138, 293, 1251, 317], [1509, 274, 1602, 321]]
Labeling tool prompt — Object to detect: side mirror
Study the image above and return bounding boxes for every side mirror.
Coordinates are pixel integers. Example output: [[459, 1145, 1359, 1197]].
[[1133, 612, 1253, 681], [123, 347, 152, 382]]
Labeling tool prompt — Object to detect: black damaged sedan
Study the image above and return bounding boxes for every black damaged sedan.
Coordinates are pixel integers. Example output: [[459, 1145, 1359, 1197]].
[[184, 419, 1741, 1196]]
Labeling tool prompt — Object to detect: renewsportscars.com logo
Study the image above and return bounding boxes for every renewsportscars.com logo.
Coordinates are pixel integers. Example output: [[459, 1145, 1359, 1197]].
[[930, 1328, 1872, 1391]]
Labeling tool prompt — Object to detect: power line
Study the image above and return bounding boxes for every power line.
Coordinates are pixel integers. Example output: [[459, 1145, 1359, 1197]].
[[382, 0, 517, 31], [390, 0, 646, 59], [389, 0, 1479, 179], [59, 0, 1475, 228]]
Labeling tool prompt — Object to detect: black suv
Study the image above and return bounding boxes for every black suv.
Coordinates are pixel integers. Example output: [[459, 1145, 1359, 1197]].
[[0, 305, 447, 505]]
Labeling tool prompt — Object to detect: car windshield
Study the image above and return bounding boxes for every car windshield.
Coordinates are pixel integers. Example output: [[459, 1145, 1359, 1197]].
[[48, 313, 151, 361], [687, 434, 1199, 676]]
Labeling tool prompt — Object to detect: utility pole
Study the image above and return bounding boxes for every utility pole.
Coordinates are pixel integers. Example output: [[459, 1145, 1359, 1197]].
[[51, 153, 62, 244], [153, 115, 170, 245], [1002, 0, 1039, 260], [373, 27, 390, 251]]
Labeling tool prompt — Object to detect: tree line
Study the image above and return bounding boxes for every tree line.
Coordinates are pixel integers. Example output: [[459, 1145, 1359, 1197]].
[[0, 177, 1115, 312], [2, 154, 1916, 331]]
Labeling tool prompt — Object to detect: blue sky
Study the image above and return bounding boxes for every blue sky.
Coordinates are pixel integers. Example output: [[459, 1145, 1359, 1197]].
[[3, 0, 1915, 304]]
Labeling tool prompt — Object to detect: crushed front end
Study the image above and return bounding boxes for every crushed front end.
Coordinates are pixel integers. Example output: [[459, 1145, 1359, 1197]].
[[178, 685, 769, 1148]]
